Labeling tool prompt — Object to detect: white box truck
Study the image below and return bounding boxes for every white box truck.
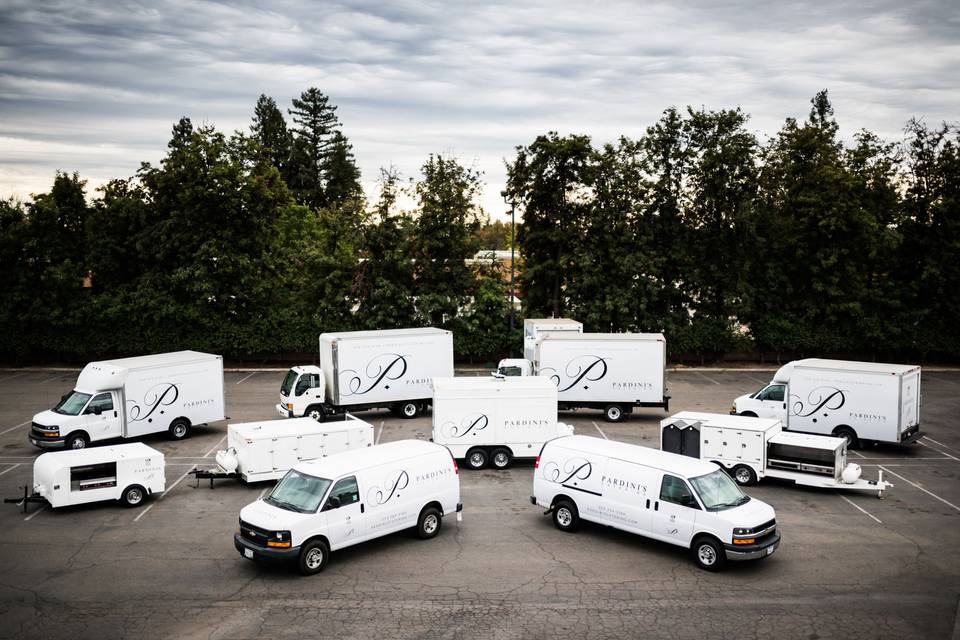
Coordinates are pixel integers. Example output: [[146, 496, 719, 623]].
[[431, 377, 574, 470], [660, 412, 892, 497], [531, 435, 780, 571], [731, 358, 922, 447], [522, 318, 582, 360], [29, 351, 225, 450], [497, 333, 669, 422], [235, 439, 462, 575], [199, 415, 374, 484], [5, 443, 165, 513], [278, 328, 454, 421]]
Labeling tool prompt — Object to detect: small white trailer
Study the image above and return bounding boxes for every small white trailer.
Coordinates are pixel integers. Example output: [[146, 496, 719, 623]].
[[30, 351, 225, 450], [192, 415, 374, 486], [523, 318, 583, 360], [278, 328, 454, 421], [660, 411, 892, 497], [432, 376, 574, 470], [5, 443, 165, 513]]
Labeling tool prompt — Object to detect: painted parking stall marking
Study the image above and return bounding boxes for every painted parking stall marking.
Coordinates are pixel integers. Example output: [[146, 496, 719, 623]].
[[878, 466, 960, 513]]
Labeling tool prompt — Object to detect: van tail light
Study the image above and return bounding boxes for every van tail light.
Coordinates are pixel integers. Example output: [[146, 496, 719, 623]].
[[453, 459, 459, 475], [534, 456, 540, 469]]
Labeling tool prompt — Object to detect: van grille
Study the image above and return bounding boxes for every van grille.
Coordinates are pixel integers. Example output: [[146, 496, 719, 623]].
[[239, 520, 273, 546], [749, 518, 777, 542]]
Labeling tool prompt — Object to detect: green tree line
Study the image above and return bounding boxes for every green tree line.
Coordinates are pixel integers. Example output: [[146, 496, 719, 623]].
[[1, 89, 957, 363]]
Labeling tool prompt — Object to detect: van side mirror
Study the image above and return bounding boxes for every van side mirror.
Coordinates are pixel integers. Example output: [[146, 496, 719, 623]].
[[325, 495, 341, 510], [93, 406, 102, 416], [681, 494, 697, 508]]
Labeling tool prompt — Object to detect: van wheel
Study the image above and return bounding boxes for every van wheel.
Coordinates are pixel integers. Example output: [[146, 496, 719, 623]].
[[692, 536, 726, 571], [732, 464, 757, 486], [298, 539, 329, 575], [834, 426, 859, 449], [305, 406, 325, 422], [603, 404, 624, 422], [465, 448, 488, 470], [739, 411, 758, 418], [121, 484, 146, 507], [168, 418, 191, 440], [491, 448, 512, 470], [399, 402, 420, 419], [552, 500, 579, 532], [417, 506, 442, 539], [65, 433, 89, 450]]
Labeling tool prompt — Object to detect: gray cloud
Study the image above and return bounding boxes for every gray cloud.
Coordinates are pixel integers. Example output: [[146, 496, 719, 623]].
[[1, 0, 957, 215]]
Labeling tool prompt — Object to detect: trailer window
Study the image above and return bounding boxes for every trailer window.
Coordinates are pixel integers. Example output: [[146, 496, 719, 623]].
[[84, 393, 114, 414], [324, 476, 359, 510], [659, 475, 699, 508], [689, 469, 749, 511], [280, 370, 298, 396], [266, 469, 331, 513], [70, 462, 117, 491], [53, 391, 92, 416]]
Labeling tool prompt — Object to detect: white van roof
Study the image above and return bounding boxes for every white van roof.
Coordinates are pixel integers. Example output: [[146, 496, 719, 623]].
[[775, 358, 919, 381], [320, 327, 450, 341], [538, 332, 665, 343], [34, 443, 163, 474], [433, 376, 556, 396], [294, 439, 447, 479], [548, 435, 717, 477], [665, 411, 782, 433]]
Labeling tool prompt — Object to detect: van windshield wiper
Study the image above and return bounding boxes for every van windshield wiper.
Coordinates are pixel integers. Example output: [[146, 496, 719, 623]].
[[266, 496, 306, 513]]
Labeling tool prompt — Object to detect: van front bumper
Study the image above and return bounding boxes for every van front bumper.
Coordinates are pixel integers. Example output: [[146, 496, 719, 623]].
[[275, 403, 294, 418], [724, 531, 781, 561], [234, 533, 300, 562], [29, 435, 65, 449]]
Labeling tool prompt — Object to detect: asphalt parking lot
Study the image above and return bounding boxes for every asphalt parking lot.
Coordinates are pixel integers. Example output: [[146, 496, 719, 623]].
[[0, 368, 958, 639]]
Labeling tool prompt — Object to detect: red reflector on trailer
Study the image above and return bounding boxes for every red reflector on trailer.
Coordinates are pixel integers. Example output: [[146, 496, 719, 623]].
[[453, 459, 459, 475], [535, 456, 540, 469]]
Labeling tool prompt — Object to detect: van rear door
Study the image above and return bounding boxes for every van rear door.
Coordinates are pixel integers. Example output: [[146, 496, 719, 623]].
[[901, 369, 921, 431]]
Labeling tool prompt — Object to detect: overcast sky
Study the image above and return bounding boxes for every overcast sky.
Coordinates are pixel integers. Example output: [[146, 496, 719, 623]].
[[1, 0, 958, 219]]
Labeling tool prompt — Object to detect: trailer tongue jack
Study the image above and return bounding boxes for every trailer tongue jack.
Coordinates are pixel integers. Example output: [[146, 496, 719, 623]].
[[4, 486, 46, 514]]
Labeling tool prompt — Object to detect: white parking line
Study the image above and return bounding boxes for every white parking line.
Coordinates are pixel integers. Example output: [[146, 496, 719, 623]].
[[204, 435, 227, 458], [926, 374, 960, 386], [236, 372, 257, 385], [744, 373, 767, 385], [0, 463, 21, 476], [159, 469, 194, 500], [919, 441, 960, 461], [850, 450, 866, 459], [924, 436, 956, 451], [0, 420, 29, 436], [855, 456, 951, 461], [133, 503, 155, 522], [879, 466, 960, 513], [24, 505, 46, 521], [592, 421, 608, 439], [694, 371, 721, 385], [376, 421, 384, 445], [836, 492, 882, 524], [0, 372, 27, 383]]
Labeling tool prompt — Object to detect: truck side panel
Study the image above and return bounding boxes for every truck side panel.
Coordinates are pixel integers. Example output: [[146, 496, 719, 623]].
[[122, 357, 225, 438], [787, 367, 900, 442]]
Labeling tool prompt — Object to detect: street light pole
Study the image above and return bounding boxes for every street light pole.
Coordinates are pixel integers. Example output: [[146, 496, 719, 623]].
[[501, 190, 516, 332]]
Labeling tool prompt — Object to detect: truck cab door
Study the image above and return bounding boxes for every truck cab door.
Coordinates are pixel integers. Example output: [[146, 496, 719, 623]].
[[321, 476, 365, 550], [294, 373, 324, 415], [650, 474, 699, 546], [756, 384, 786, 420], [81, 391, 122, 441]]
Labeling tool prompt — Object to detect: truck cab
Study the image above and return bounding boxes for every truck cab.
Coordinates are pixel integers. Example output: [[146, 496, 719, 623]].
[[732, 383, 787, 420], [495, 358, 532, 377], [31, 388, 122, 450], [278, 365, 326, 420]]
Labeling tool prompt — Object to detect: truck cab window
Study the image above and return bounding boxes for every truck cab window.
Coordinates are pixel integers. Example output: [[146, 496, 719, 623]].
[[325, 476, 359, 510], [295, 376, 312, 396], [659, 474, 699, 508], [760, 385, 785, 402], [84, 393, 114, 414], [280, 370, 298, 396]]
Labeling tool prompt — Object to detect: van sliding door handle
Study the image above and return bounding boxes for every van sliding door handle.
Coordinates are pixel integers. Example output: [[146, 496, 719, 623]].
[[360, 503, 365, 513], [645, 499, 650, 509], [654, 501, 659, 511], [113, 410, 118, 417]]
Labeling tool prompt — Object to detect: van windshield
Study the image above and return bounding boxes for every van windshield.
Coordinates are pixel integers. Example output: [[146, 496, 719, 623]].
[[265, 469, 331, 513], [280, 370, 298, 397], [689, 469, 750, 511], [53, 391, 92, 416], [499, 366, 522, 377]]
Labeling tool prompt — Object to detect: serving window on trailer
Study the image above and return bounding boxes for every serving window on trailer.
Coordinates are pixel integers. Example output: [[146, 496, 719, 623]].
[[70, 462, 118, 491]]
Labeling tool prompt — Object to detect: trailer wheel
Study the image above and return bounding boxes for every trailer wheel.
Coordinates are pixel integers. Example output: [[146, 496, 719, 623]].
[[739, 411, 758, 418], [65, 432, 89, 450], [552, 499, 579, 532], [603, 404, 625, 422], [121, 484, 146, 507], [692, 536, 726, 571], [465, 448, 488, 470], [833, 426, 859, 449], [399, 402, 420, 419], [417, 506, 443, 539], [298, 539, 329, 576], [305, 406, 326, 422], [168, 418, 191, 440], [490, 448, 512, 470], [732, 464, 757, 486]]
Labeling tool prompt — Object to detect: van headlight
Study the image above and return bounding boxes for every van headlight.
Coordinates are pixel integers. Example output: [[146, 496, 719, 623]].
[[733, 527, 749, 535], [266, 530, 292, 548]]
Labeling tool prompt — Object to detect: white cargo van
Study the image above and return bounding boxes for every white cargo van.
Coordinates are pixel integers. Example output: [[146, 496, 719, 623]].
[[732, 358, 922, 447], [210, 415, 373, 483], [522, 318, 582, 360], [660, 412, 892, 496], [497, 333, 669, 421], [6, 444, 165, 512], [278, 328, 453, 421], [30, 351, 225, 450], [431, 377, 574, 470], [235, 439, 461, 575], [531, 435, 779, 571]]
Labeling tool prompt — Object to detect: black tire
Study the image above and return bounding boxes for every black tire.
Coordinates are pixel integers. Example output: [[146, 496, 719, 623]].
[[834, 426, 859, 449], [603, 404, 625, 422], [465, 447, 488, 470], [490, 447, 512, 470], [298, 539, 329, 576], [417, 506, 443, 539], [64, 432, 89, 450], [552, 500, 579, 532], [731, 464, 758, 486], [120, 484, 146, 508], [739, 411, 758, 418], [692, 536, 726, 571], [168, 418, 191, 440], [305, 405, 326, 422], [398, 402, 420, 419]]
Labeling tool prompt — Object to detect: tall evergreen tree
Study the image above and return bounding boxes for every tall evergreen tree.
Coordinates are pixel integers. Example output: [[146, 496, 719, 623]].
[[287, 87, 341, 208], [323, 131, 363, 205], [251, 94, 292, 175]]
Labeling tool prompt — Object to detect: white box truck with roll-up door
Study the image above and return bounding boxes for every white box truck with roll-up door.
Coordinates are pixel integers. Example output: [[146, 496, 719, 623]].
[[431, 377, 574, 470], [29, 351, 225, 450], [496, 332, 669, 422], [277, 328, 454, 421], [660, 412, 892, 497], [731, 358, 922, 447]]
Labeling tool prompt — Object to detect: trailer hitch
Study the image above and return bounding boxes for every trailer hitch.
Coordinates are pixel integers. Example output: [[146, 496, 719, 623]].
[[3, 486, 46, 514]]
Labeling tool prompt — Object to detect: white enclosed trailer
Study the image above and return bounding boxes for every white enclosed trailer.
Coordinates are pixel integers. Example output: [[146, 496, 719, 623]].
[[206, 415, 374, 484], [30, 351, 225, 450], [278, 328, 454, 421], [432, 376, 573, 470], [6, 443, 165, 512], [660, 411, 891, 497], [523, 318, 583, 360], [498, 333, 669, 421], [732, 359, 922, 446]]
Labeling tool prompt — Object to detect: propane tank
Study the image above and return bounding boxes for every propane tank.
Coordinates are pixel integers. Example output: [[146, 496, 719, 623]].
[[840, 462, 862, 484], [215, 448, 239, 474]]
